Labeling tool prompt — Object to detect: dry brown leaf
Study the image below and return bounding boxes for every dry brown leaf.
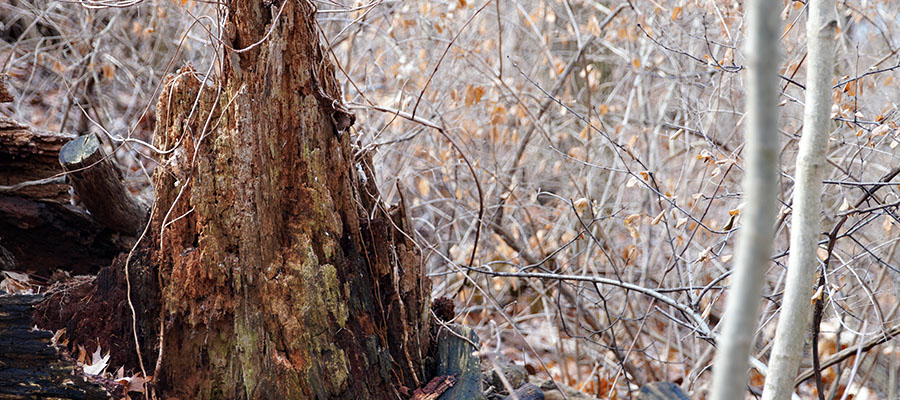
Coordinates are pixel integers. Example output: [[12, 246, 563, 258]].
[[573, 198, 589, 213], [51, 328, 67, 347], [417, 178, 430, 196], [839, 197, 851, 212], [651, 210, 665, 225], [101, 64, 115, 80], [810, 285, 824, 304], [116, 374, 150, 394], [816, 247, 829, 261], [872, 124, 890, 136], [472, 86, 486, 104], [490, 105, 507, 125], [598, 103, 610, 115]]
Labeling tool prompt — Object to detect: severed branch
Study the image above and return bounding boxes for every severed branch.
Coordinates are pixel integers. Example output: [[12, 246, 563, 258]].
[[59, 134, 147, 235], [0, 117, 124, 274]]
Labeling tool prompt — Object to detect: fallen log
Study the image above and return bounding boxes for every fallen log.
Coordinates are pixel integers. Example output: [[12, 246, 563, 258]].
[[0, 117, 125, 275], [0, 293, 111, 399]]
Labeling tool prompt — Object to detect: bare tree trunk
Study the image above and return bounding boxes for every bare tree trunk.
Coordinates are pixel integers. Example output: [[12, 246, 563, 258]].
[[149, 1, 431, 398], [762, 2, 836, 399], [709, 0, 781, 398]]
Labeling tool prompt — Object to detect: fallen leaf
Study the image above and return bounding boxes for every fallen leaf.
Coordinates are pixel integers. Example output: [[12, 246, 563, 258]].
[[83, 347, 110, 376], [116, 374, 150, 393]]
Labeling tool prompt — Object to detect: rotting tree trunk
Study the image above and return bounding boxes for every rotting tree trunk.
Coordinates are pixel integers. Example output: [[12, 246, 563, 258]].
[[149, 1, 430, 398]]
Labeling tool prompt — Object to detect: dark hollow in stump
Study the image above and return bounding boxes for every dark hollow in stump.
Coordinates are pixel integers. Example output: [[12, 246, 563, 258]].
[[59, 134, 146, 235]]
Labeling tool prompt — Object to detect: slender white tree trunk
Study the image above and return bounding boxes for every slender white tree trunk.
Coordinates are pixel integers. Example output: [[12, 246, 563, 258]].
[[762, 2, 836, 399], [709, 0, 781, 398]]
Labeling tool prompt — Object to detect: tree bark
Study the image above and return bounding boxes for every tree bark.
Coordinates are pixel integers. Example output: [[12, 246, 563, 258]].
[[149, 1, 430, 398], [709, 0, 781, 398], [761, 2, 836, 399]]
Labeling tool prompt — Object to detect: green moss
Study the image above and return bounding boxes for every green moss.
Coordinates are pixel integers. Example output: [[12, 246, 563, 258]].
[[235, 319, 259, 395], [317, 341, 350, 393], [321, 264, 348, 328]]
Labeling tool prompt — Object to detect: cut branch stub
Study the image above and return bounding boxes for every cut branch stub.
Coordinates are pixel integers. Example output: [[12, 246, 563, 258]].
[[59, 134, 146, 235]]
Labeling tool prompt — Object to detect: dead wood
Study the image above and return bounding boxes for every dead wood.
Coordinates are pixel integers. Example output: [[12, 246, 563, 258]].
[[0, 293, 112, 399], [0, 117, 124, 275], [59, 133, 147, 235]]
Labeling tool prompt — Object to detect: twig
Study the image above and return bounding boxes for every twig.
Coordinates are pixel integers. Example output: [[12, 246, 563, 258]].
[[795, 322, 900, 385], [350, 103, 485, 274], [464, 266, 713, 340], [833, 60, 900, 88]]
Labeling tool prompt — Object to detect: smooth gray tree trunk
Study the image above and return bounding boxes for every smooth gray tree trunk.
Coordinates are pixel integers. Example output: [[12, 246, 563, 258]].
[[709, 0, 781, 398], [762, 2, 836, 399]]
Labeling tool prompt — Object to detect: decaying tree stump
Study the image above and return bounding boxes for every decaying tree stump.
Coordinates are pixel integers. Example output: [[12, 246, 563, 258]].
[[141, 0, 432, 395], [436, 324, 484, 400]]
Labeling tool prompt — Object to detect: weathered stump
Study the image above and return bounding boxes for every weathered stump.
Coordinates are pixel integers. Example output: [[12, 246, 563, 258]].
[[436, 324, 484, 400], [637, 382, 689, 400]]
